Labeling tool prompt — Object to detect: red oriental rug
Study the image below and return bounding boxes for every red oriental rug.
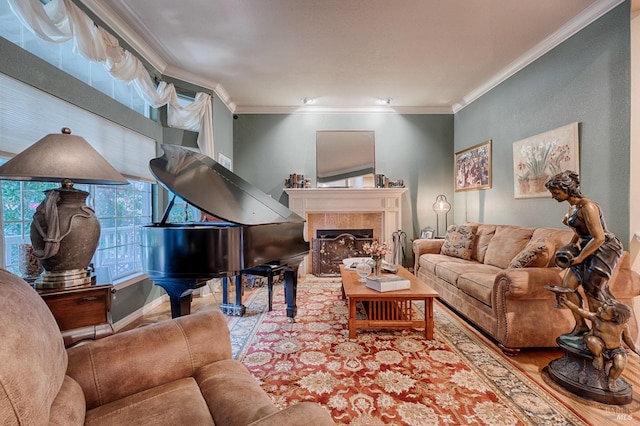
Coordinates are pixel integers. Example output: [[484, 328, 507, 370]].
[[226, 276, 588, 425]]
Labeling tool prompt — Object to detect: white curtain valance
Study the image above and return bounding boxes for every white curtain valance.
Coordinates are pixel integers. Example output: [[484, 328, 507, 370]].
[[8, 0, 214, 157]]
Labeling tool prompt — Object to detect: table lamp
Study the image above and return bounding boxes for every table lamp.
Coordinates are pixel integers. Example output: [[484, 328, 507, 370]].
[[0, 128, 128, 288], [432, 194, 451, 237]]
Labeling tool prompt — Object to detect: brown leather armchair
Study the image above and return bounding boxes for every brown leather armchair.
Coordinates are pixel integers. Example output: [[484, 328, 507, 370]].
[[0, 268, 335, 425]]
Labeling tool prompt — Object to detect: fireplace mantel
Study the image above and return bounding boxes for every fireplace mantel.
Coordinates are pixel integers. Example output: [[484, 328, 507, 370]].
[[285, 187, 407, 244], [285, 188, 407, 274]]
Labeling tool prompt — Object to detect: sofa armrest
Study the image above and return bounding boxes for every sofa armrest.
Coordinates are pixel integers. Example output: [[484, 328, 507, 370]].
[[610, 252, 640, 299], [248, 402, 335, 426], [66, 310, 232, 409], [412, 238, 445, 272], [493, 267, 564, 302]]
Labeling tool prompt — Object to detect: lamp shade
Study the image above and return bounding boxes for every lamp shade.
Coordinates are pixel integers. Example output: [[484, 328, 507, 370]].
[[0, 128, 127, 184], [432, 194, 451, 214]]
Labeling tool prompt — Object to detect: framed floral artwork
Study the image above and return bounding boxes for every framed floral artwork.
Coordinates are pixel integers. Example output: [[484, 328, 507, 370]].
[[455, 140, 492, 191], [512, 122, 579, 199]]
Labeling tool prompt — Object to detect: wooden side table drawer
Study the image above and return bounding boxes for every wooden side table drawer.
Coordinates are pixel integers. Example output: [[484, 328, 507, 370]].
[[38, 284, 114, 346]]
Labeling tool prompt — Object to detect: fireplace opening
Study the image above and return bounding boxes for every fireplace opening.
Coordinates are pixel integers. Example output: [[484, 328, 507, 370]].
[[312, 229, 374, 276], [316, 229, 373, 239]]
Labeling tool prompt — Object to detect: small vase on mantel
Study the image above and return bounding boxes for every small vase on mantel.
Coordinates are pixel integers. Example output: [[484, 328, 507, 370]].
[[373, 257, 382, 276]]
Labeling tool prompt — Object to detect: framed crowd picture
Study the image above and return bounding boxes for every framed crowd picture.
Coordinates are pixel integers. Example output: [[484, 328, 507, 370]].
[[454, 140, 492, 192], [512, 122, 579, 199]]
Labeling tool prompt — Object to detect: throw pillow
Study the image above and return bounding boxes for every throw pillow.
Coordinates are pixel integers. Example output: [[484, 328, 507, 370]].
[[440, 224, 477, 260], [508, 237, 555, 268]]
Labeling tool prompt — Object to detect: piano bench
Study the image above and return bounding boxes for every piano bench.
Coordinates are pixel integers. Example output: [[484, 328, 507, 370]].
[[242, 263, 286, 311]]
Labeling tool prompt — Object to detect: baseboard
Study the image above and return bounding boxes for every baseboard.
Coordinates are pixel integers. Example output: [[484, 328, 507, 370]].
[[113, 294, 168, 331]]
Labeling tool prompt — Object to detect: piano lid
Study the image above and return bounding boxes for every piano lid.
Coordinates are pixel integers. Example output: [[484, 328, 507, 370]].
[[150, 144, 304, 225]]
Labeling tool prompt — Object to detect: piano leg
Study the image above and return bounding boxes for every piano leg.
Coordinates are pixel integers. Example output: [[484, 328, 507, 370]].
[[220, 276, 246, 316], [154, 279, 205, 318], [283, 265, 298, 322]]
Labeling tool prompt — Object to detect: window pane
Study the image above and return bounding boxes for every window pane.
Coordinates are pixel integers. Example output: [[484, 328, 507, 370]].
[[1, 158, 152, 281]]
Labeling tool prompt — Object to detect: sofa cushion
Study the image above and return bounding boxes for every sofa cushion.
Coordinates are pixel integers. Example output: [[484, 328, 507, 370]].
[[84, 378, 212, 426], [530, 227, 574, 266], [508, 237, 555, 268], [440, 224, 478, 260], [468, 223, 496, 263], [196, 359, 279, 426], [484, 226, 534, 269], [418, 253, 462, 276], [457, 272, 497, 307], [435, 261, 495, 287]]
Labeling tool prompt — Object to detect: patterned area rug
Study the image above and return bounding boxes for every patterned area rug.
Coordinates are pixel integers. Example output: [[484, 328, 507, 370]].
[[227, 276, 588, 425]]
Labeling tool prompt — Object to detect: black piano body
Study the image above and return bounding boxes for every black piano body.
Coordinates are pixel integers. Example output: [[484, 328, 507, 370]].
[[141, 144, 309, 319]]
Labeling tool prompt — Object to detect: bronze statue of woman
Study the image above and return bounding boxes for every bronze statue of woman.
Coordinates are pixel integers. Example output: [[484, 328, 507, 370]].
[[545, 170, 623, 336]]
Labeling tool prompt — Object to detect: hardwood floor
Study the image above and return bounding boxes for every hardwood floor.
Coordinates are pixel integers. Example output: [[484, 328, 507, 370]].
[[122, 286, 640, 425]]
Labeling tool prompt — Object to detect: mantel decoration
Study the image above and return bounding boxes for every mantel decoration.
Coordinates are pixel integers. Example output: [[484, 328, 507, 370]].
[[0, 128, 128, 289], [512, 122, 579, 199], [454, 140, 492, 191], [362, 240, 389, 276]]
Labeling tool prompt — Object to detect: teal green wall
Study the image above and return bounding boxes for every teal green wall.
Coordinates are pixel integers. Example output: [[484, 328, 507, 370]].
[[234, 2, 631, 244], [233, 114, 454, 237], [454, 1, 631, 243]]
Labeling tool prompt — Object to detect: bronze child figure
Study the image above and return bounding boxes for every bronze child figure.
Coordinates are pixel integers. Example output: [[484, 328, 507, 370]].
[[558, 294, 640, 391]]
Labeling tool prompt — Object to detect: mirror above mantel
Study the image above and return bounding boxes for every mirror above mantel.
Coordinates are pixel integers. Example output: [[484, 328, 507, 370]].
[[315, 130, 375, 188]]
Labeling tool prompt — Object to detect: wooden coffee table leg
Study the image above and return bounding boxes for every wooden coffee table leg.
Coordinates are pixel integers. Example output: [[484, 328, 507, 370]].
[[349, 298, 357, 339], [425, 297, 433, 339]]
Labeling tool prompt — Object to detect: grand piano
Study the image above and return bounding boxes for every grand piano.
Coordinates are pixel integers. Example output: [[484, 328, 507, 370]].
[[141, 144, 309, 320]]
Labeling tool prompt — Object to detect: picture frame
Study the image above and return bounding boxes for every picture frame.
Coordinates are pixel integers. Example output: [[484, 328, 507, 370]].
[[512, 122, 579, 199], [455, 140, 492, 191], [419, 227, 435, 239], [217, 152, 232, 171]]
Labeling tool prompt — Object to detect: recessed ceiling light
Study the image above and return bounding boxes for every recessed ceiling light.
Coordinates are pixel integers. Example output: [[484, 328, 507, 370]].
[[378, 98, 392, 105], [302, 97, 315, 104]]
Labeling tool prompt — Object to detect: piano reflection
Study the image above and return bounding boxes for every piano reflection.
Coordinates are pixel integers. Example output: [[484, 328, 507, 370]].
[[141, 144, 309, 319]]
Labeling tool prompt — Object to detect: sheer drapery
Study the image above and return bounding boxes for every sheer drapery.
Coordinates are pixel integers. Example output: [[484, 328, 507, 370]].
[[8, 0, 214, 157]]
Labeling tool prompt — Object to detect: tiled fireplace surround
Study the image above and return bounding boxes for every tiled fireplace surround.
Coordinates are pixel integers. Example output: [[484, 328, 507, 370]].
[[285, 188, 407, 275]]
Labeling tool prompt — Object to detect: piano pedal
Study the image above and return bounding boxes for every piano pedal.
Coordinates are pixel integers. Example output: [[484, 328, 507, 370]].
[[220, 303, 246, 316]]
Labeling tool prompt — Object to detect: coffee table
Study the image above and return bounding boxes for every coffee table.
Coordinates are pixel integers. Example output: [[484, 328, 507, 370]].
[[339, 264, 439, 339]]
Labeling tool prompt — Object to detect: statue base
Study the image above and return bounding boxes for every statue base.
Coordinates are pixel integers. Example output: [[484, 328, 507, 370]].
[[545, 335, 633, 405]]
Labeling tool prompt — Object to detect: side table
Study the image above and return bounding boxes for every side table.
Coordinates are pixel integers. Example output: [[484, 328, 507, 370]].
[[37, 283, 114, 347]]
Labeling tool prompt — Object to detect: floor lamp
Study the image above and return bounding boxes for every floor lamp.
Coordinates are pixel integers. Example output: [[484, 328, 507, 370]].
[[432, 194, 451, 237]]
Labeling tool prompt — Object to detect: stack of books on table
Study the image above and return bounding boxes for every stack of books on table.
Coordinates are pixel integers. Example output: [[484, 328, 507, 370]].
[[365, 274, 411, 292]]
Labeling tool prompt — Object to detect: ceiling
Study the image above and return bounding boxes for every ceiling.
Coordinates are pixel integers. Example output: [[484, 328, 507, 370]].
[[80, 0, 634, 114]]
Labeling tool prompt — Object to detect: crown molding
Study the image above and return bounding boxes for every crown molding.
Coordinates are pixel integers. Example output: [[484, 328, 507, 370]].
[[79, 1, 236, 112], [452, 0, 625, 113], [233, 105, 453, 115], [79, 0, 168, 73], [162, 65, 236, 112], [80, 0, 624, 116]]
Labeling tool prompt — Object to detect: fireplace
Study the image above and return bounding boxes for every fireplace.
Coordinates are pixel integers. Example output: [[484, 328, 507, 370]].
[[312, 229, 373, 276], [285, 187, 407, 275]]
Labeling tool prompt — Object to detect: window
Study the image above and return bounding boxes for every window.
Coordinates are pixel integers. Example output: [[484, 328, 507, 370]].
[[0, 0, 152, 117], [0, 158, 153, 281]]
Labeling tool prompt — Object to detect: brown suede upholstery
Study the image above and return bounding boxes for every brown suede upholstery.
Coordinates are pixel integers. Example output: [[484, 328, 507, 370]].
[[413, 223, 640, 352], [0, 268, 335, 425]]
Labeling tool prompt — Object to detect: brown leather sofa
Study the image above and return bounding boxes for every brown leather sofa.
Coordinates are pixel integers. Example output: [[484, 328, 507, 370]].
[[0, 268, 335, 425], [413, 223, 640, 355]]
